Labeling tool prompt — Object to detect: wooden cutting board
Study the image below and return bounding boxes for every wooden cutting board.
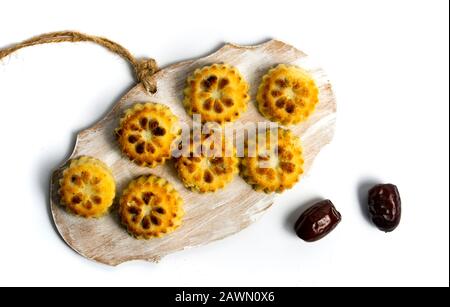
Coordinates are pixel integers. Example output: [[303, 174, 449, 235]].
[[50, 40, 337, 266]]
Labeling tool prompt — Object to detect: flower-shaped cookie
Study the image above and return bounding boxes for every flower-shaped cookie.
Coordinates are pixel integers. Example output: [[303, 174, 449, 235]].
[[116, 103, 180, 167], [240, 127, 304, 193], [119, 175, 184, 239], [183, 64, 249, 124], [174, 129, 238, 193], [59, 156, 116, 218], [257, 64, 319, 125]]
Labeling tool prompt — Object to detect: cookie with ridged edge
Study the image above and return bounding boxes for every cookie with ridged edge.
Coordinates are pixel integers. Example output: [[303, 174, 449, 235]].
[[183, 64, 250, 124], [119, 175, 184, 239], [174, 129, 239, 193], [116, 103, 180, 167], [59, 156, 116, 218], [257, 64, 319, 125], [240, 127, 304, 193]]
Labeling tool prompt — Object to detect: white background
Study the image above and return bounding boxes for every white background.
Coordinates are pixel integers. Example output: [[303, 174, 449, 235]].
[[0, 0, 448, 287]]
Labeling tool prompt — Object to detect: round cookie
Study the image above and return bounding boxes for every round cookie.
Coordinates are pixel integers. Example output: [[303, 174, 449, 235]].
[[119, 175, 184, 239], [59, 156, 116, 218], [257, 64, 319, 125], [174, 129, 239, 193], [116, 103, 180, 167], [240, 127, 304, 193], [183, 64, 249, 124]]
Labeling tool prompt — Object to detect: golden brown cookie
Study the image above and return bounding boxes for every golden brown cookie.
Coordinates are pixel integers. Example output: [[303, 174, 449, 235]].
[[59, 156, 116, 218], [116, 103, 180, 167], [174, 129, 239, 193], [183, 64, 250, 124], [240, 127, 304, 193], [119, 175, 184, 239], [257, 64, 319, 125]]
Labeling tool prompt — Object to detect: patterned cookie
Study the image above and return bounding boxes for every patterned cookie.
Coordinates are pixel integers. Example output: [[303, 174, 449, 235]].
[[257, 64, 319, 125], [119, 175, 184, 239], [183, 64, 249, 124], [175, 129, 239, 193], [116, 103, 180, 167], [59, 156, 116, 218], [240, 127, 304, 193]]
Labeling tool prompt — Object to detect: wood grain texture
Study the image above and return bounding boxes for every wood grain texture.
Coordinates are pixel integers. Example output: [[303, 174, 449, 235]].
[[50, 40, 336, 266]]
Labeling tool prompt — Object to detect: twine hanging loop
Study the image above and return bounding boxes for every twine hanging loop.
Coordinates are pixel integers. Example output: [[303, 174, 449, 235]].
[[0, 31, 158, 93]]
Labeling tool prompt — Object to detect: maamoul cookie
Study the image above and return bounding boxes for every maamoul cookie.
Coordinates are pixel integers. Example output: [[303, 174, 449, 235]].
[[119, 175, 184, 239], [183, 64, 250, 124], [59, 156, 116, 218], [257, 64, 319, 125], [116, 103, 180, 167], [240, 127, 304, 193], [174, 130, 239, 193]]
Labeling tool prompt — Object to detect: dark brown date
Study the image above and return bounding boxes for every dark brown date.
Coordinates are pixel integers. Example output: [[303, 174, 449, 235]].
[[368, 184, 401, 232], [294, 200, 342, 242]]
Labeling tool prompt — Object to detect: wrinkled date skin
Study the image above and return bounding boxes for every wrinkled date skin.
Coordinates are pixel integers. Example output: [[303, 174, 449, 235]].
[[368, 184, 401, 232], [294, 200, 342, 242]]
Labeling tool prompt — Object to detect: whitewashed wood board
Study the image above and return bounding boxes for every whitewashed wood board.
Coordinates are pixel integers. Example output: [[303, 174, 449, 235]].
[[50, 40, 337, 266]]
